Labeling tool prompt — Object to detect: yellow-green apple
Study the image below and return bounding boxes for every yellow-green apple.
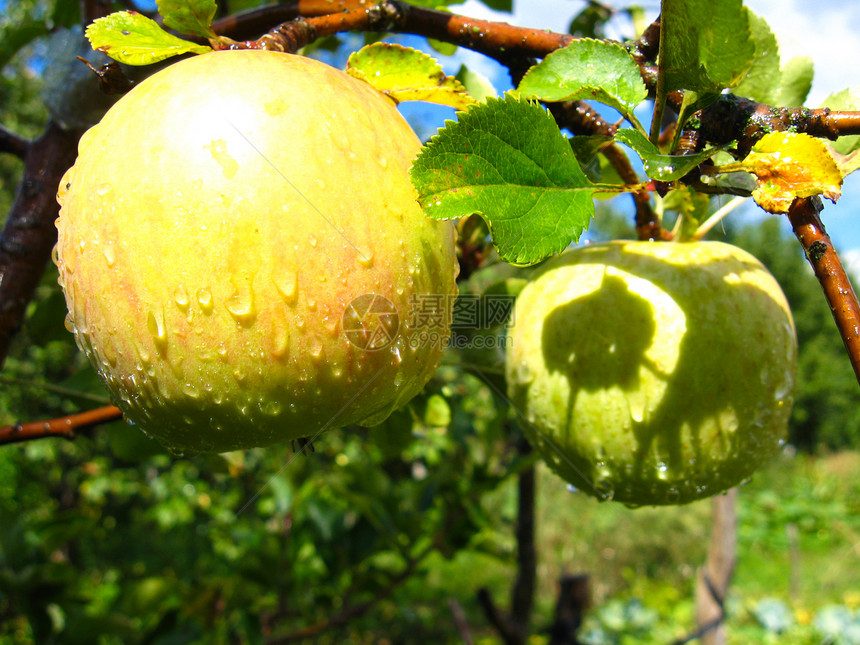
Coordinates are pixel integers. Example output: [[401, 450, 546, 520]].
[[55, 50, 458, 454], [505, 241, 797, 505]]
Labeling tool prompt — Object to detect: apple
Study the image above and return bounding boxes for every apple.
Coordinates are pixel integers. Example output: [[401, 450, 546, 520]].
[[54, 50, 458, 454], [505, 241, 797, 506]]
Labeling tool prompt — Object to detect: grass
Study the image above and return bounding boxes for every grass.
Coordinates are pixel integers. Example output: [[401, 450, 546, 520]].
[[416, 448, 860, 643]]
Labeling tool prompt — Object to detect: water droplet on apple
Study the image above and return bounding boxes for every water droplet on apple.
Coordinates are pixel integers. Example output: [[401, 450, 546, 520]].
[[273, 272, 298, 305], [182, 382, 200, 398], [174, 285, 189, 309], [272, 327, 289, 359], [226, 291, 255, 323], [147, 310, 167, 347], [308, 336, 324, 360], [102, 242, 116, 267], [196, 288, 214, 314]]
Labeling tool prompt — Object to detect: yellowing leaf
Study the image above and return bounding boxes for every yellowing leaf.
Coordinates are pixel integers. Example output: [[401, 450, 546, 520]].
[[827, 147, 860, 178], [86, 11, 211, 65], [346, 43, 476, 109], [717, 132, 842, 214]]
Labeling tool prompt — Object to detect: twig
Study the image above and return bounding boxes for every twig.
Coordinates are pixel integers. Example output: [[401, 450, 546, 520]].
[[0, 405, 121, 446], [0, 125, 30, 159], [788, 197, 860, 386], [477, 587, 518, 645], [547, 101, 669, 241], [693, 196, 748, 240], [0, 121, 80, 368], [449, 598, 474, 645]]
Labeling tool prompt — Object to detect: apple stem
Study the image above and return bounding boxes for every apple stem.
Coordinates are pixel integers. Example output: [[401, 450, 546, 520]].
[[693, 196, 748, 240]]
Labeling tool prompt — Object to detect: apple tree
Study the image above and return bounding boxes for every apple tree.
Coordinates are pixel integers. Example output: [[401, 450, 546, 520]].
[[1, 0, 860, 642]]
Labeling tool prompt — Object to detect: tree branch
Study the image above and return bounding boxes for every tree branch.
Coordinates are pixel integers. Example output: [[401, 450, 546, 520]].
[[0, 405, 121, 445], [0, 121, 80, 368], [788, 197, 860, 386], [0, 125, 30, 160], [477, 436, 536, 645]]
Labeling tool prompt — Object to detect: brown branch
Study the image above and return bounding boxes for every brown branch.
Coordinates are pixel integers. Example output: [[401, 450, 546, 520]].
[[0, 121, 80, 368], [449, 598, 474, 645], [510, 442, 536, 631], [0, 126, 30, 159], [788, 197, 860, 386], [548, 101, 669, 240], [0, 405, 121, 446], [696, 95, 860, 156], [221, 0, 574, 65]]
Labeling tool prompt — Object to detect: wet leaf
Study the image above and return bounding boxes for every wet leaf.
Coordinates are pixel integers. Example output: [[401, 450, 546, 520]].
[[86, 11, 211, 65], [718, 132, 842, 213], [411, 95, 599, 266], [347, 43, 476, 109], [614, 128, 718, 181], [516, 39, 647, 123], [661, 0, 755, 93]]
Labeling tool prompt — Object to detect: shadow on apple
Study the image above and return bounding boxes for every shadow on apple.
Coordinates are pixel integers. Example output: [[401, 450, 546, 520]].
[[531, 246, 796, 505]]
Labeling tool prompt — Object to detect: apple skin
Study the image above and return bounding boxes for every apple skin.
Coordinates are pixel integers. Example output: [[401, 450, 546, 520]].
[[505, 241, 797, 506], [55, 50, 458, 454]]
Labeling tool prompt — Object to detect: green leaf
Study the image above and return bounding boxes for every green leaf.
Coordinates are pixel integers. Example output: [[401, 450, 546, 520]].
[[732, 9, 780, 103], [821, 88, 860, 155], [86, 11, 211, 65], [660, 0, 755, 93], [346, 43, 476, 109], [775, 56, 813, 107], [614, 128, 717, 181], [411, 96, 597, 266], [156, 0, 217, 39], [516, 39, 647, 124], [661, 186, 709, 240], [428, 37, 457, 56], [455, 64, 497, 102]]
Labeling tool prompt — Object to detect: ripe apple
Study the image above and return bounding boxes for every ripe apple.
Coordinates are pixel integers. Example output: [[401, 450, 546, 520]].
[[54, 50, 458, 454], [505, 241, 797, 506]]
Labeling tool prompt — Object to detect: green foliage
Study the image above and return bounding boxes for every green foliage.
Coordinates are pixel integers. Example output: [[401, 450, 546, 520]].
[[613, 128, 720, 181], [660, 0, 755, 93], [411, 96, 597, 266], [516, 39, 647, 127]]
